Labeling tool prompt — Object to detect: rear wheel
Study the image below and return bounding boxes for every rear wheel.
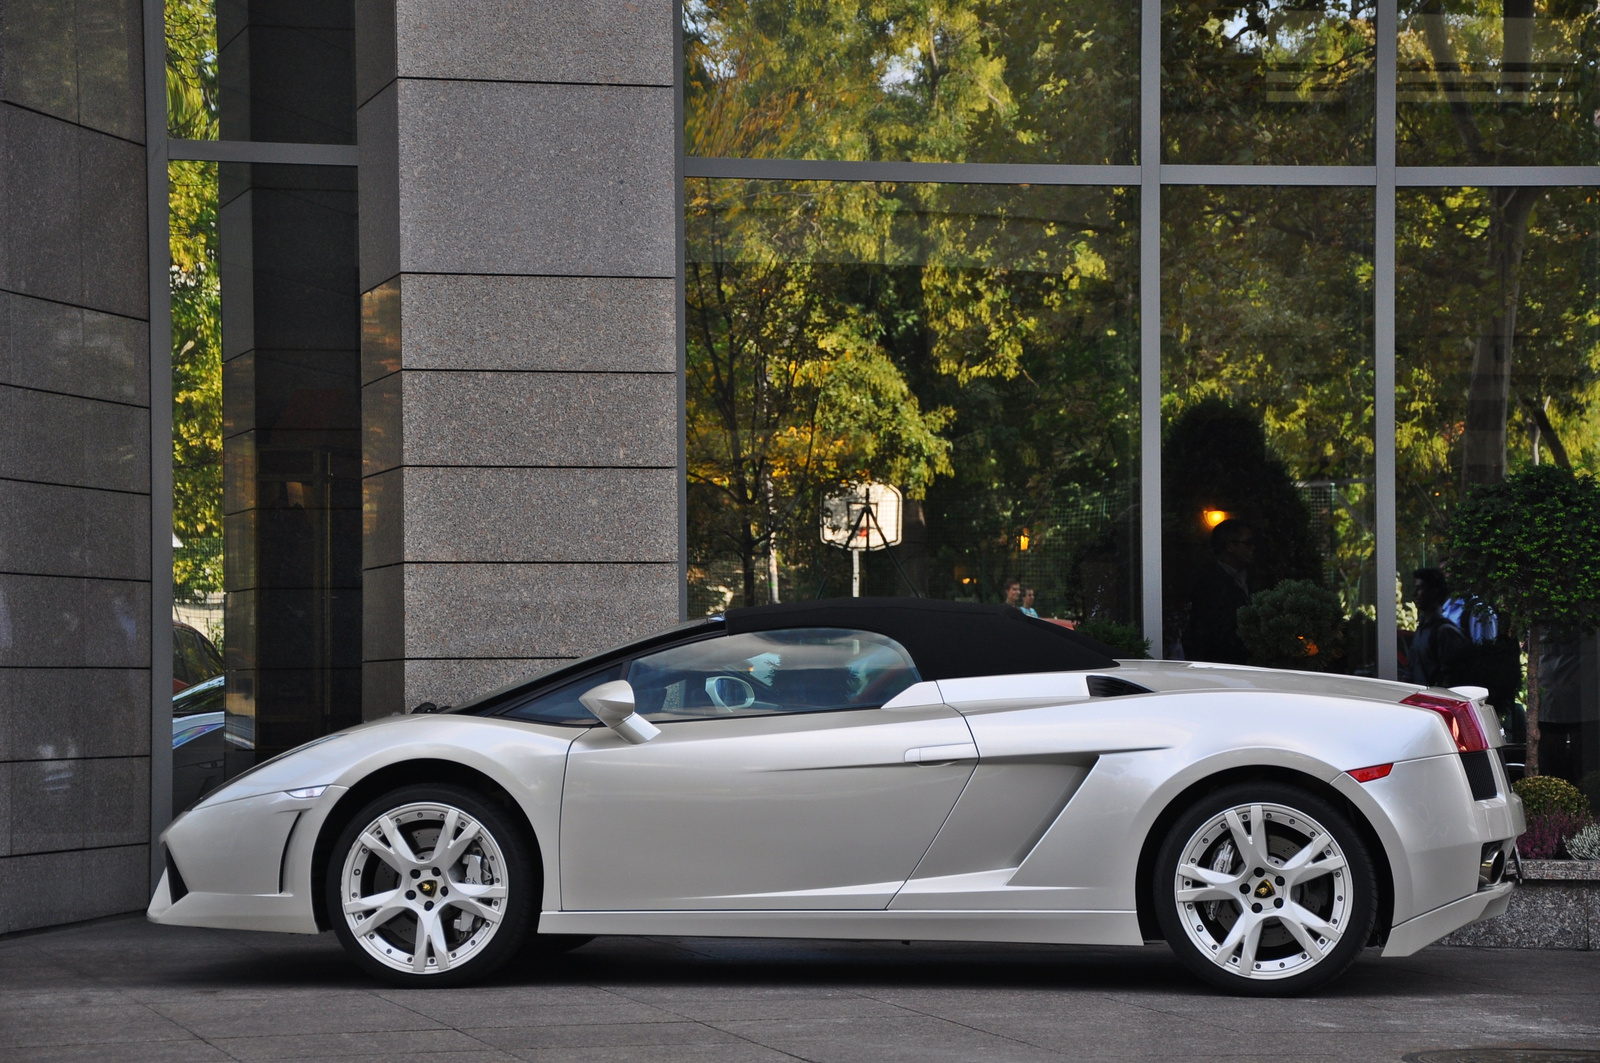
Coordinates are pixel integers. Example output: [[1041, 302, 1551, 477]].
[[327, 784, 536, 987], [1154, 782, 1378, 996]]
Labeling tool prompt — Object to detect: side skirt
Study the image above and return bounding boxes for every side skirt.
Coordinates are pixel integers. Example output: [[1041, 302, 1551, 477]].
[[538, 908, 1144, 946]]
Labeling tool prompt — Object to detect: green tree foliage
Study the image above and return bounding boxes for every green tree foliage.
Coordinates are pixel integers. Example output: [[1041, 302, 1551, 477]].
[[165, 1, 223, 603], [1398, 187, 1600, 566], [1396, 3, 1600, 489], [683, 0, 1137, 164], [684, 2, 1141, 610], [686, 176, 1137, 608], [1238, 578, 1348, 670], [1163, 0, 1377, 165], [170, 160, 223, 602], [1161, 185, 1376, 644], [166, 0, 218, 140], [1447, 465, 1600, 772]]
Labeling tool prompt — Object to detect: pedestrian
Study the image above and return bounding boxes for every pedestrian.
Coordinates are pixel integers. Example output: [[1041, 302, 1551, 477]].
[[1408, 567, 1471, 688], [1021, 587, 1039, 618], [1003, 577, 1022, 609], [1186, 519, 1254, 664]]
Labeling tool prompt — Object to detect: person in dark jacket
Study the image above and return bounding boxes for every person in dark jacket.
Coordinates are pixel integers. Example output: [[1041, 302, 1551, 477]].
[[1409, 567, 1471, 688], [1186, 519, 1255, 664]]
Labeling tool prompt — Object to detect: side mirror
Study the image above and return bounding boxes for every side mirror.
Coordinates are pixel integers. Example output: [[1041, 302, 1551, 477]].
[[578, 679, 660, 745]]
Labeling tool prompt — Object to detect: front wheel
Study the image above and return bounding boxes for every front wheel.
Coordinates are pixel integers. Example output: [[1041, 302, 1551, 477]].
[[327, 784, 537, 986], [1153, 782, 1378, 996]]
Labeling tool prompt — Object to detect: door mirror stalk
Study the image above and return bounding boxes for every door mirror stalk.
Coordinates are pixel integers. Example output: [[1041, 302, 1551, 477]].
[[579, 679, 660, 744]]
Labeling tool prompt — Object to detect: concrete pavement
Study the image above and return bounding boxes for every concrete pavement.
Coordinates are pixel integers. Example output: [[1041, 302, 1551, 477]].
[[1, 917, 1597, 1062]]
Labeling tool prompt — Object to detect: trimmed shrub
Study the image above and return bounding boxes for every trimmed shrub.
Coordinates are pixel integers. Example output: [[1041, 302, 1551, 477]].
[[1567, 822, 1600, 862], [1237, 579, 1345, 671], [1075, 620, 1152, 660], [1513, 775, 1590, 818]]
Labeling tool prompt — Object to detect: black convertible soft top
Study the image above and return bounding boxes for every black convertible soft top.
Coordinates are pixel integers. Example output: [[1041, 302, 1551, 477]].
[[725, 597, 1120, 680]]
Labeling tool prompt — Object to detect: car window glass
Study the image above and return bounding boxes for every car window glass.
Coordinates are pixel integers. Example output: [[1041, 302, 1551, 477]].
[[173, 678, 226, 718], [502, 664, 625, 726], [199, 633, 223, 677], [627, 628, 919, 722]]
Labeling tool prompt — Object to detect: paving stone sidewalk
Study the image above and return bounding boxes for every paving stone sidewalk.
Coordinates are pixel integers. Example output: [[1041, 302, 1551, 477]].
[[1, 916, 1596, 1063]]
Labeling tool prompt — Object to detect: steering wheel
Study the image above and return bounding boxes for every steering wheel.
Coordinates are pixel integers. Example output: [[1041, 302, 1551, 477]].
[[704, 674, 757, 712]]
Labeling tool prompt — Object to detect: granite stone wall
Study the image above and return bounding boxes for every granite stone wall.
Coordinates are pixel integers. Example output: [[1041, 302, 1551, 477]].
[[1443, 861, 1599, 950], [0, 0, 152, 932], [355, 0, 683, 716]]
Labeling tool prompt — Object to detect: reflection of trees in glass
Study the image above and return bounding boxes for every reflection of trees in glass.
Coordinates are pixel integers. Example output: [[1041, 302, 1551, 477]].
[[1398, 1, 1600, 167], [683, 0, 1137, 163], [1163, 0, 1377, 165], [1162, 186, 1376, 643], [1398, 187, 1600, 569], [1399, 5, 1600, 493], [171, 160, 223, 602], [686, 179, 1137, 614], [167, 0, 218, 140]]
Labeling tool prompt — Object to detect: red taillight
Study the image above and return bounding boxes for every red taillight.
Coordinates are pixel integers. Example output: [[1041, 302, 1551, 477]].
[[1401, 692, 1488, 753], [1348, 763, 1393, 783]]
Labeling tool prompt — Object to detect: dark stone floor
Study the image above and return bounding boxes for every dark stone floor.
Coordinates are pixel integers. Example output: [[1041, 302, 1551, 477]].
[[2, 916, 1597, 1062]]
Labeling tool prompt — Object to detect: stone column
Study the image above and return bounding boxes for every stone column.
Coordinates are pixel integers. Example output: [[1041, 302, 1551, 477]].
[[355, 1, 682, 717], [0, 0, 152, 930]]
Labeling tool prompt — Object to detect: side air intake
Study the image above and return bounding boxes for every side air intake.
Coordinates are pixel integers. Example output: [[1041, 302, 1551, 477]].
[[1087, 675, 1152, 698]]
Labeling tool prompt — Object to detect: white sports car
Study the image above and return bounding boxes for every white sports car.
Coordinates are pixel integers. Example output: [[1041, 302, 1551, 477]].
[[149, 599, 1523, 994]]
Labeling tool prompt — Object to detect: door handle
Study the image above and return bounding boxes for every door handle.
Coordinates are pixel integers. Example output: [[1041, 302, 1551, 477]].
[[904, 742, 979, 764]]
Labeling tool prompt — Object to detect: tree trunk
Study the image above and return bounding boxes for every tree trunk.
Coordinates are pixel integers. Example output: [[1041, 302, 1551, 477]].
[[1524, 621, 1541, 776], [763, 470, 780, 603], [1461, 187, 1540, 489], [741, 527, 758, 609]]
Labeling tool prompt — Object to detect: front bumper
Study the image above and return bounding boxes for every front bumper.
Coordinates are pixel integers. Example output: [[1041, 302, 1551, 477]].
[[147, 784, 347, 935]]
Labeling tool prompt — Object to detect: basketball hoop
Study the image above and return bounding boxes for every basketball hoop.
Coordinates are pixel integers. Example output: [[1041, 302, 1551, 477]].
[[819, 483, 903, 596]]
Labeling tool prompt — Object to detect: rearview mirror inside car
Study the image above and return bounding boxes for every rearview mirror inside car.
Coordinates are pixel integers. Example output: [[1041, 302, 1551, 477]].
[[578, 679, 660, 745]]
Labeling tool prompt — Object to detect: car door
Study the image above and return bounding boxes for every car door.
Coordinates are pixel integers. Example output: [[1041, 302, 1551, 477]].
[[559, 627, 976, 911]]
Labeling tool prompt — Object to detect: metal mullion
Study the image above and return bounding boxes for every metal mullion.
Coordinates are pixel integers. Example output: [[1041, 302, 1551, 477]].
[[1160, 164, 1377, 185], [167, 139, 361, 167], [1141, 0, 1163, 655], [145, 0, 174, 890], [1397, 166, 1600, 187], [1376, 0, 1398, 681], [675, 5, 689, 620], [682, 156, 1140, 186]]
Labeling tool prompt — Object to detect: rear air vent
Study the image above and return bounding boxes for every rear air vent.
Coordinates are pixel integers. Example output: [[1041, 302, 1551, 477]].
[[1460, 750, 1498, 801], [1088, 675, 1152, 698]]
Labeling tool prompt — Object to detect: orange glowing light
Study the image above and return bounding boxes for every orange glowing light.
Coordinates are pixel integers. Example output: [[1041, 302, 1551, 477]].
[[1019, 529, 1031, 552], [1203, 509, 1230, 528]]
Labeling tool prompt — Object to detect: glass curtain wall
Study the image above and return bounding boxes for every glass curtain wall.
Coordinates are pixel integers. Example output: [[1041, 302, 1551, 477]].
[[684, 1, 1143, 637], [686, 1, 1600, 787], [165, 0, 360, 811], [1162, 185, 1377, 672]]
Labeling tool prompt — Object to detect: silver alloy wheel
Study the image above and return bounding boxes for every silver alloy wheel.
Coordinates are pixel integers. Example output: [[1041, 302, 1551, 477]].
[[1173, 801, 1351, 980], [338, 801, 510, 975]]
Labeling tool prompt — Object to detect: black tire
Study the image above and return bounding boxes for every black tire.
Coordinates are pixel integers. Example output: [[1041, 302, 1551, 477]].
[[327, 783, 537, 987], [1153, 781, 1378, 996]]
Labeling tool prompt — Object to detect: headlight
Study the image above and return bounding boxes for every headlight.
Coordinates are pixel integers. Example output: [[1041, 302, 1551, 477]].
[[197, 733, 345, 807]]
